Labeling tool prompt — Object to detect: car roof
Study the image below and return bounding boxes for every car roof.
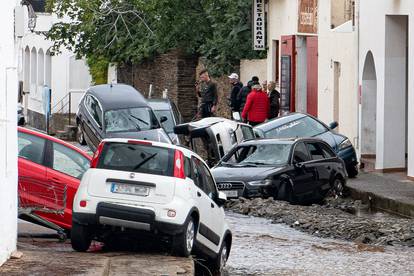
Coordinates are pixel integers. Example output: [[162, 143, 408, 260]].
[[87, 84, 148, 111], [18, 127, 92, 159], [237, 137, 330, 147], [147, 98, 172, 111], [101, 138, 205, 161], [254, 112, 307, 132]]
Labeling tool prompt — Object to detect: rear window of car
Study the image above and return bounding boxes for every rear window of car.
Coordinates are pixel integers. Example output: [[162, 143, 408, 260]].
[[96, 142, 174, 177], [264, 116, 328, 139]]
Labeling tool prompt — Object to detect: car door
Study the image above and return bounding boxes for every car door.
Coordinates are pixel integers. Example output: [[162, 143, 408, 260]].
[[190, 157, 220, 252], [305, 142, 330, 190], [43, 141, 91, 229], [18, 131, 48, 215], [289, 142, 318, 196]]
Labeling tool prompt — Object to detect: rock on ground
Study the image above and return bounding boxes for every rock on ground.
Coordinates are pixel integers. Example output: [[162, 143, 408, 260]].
[[225, 197, 414, 247]]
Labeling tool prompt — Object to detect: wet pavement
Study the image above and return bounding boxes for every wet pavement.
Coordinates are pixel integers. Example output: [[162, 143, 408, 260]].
[[224, 212, 414, 275]]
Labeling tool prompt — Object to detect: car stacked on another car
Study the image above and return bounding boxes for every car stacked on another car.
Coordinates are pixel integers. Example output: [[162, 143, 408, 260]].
[[71, 138, 232, 272], [76, 84, 171, 152], [148, 98, 184, 145], [18, 127, 92, 231], [254, 113, 359, 177], [212, 138, 348, 204]]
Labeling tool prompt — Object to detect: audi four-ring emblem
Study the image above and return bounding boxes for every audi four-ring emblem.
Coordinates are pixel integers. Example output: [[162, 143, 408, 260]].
[[218, 183, 232, 189]]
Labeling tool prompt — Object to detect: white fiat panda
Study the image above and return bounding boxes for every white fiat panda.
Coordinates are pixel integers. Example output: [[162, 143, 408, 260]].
[[72, 138, 231, 270]]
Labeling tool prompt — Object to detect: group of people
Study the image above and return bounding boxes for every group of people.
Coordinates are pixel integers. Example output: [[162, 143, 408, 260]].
[[195, 69, 280, 126]]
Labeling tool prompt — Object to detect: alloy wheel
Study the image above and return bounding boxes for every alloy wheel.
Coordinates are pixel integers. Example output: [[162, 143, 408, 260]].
[[185, 220, 195, 253]]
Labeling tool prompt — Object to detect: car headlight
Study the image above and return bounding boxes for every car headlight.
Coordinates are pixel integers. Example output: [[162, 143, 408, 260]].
[[338, 139, 352, 150], [248, 179, 273, 186]]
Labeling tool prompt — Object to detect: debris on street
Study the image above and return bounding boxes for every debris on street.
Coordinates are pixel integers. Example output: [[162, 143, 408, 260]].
[[225, 197, 414, 247]]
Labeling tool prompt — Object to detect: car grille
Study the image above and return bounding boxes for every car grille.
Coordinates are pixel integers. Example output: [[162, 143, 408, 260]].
[[216, 182, 245, 190]]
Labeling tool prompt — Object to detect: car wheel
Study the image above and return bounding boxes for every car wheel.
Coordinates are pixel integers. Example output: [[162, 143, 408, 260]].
[[211, 240, 229, 273], [71, 222, 92, 252], [347, 165, 359, 178], [281, 180, 296, 204], [172, 217, 196, 257], [330, 177, 345, 198], [77, 123, 86, 145]]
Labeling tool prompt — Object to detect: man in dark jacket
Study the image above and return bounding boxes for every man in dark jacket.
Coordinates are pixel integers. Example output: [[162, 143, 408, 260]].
[[237, 76, 259, 113], [268, 81, 280, 119], [228, 73, 243, 119], [242, 82, 269, 126], [196, 69, 218, 118]]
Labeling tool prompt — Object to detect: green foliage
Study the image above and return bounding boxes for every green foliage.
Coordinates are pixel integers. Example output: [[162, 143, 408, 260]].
[[87, 55, 108, 85], [47, 0, 267, 77]]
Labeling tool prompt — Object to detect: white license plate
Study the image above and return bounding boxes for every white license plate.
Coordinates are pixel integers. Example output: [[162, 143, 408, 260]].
[[223, 190, 238, 198], [111, 183, 149, 197]]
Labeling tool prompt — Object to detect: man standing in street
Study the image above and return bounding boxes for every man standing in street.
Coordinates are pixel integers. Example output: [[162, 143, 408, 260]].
[[196, 69, 218, 118], [228, 73, 243, 120], [241, 82, 269, 126], [268, 81, 280, 119]]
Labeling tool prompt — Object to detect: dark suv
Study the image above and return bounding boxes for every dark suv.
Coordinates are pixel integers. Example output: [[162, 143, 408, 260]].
[[76, 84, 171, 152]]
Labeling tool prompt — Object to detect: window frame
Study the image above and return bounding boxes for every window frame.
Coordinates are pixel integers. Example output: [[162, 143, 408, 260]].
[[291, 141, 311, 165], [305, 142, 326, 161], [18, 131, 47, 166]]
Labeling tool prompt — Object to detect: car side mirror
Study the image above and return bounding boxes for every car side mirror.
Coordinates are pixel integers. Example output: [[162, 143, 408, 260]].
[[294, 162, 306, 169], [329, 121, 339, 130], [216, 191, 227, 207], [160, 116, 168, 123]]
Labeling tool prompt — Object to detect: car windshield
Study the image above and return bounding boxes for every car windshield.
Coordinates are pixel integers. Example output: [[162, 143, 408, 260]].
[[153, 110, 175, 133], [264, 116, 328, 139], [223, 143, 292, 166], [97, 142, 174, 176], [104, 107, 160, 133]]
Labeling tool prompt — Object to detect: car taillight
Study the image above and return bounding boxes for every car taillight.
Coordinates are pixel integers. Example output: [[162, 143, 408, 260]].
[[90, 142, 105, 168], [173, 149, 185, 179], [79, 200, 87, 208], [128, 140, 152, 146]]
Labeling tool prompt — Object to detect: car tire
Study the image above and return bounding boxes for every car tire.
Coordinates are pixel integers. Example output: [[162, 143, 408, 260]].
[[172, 217, 196, 257], [347, 165, 359, 178], [77, 123, 87, 145], [330, 176, 345, 198], [281, 180, 296, 204], [210, 240, 229, 273], [71, 222, 92, 252]]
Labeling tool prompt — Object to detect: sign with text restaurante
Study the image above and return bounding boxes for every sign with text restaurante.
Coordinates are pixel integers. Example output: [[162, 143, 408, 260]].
[[298, 0, 318, 34], [253, 0, 265, 50]]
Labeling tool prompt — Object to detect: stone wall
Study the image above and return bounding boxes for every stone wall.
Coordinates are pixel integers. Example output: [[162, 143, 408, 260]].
[[118, 50, 198, 121]]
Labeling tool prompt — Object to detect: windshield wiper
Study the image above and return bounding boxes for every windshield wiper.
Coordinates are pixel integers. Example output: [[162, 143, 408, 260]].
[[133, 153, 158, 170], [128, 117, 141, 131], [130, 114, 149, 125], [236, 162, 258, 167]]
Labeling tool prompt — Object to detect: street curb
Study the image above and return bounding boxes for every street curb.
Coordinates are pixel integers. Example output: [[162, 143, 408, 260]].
[[348, 186, 414, 218]]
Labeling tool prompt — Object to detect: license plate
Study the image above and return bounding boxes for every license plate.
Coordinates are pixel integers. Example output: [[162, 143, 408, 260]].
[[223, 190, 238, 198], [111, 183, 149, 197]]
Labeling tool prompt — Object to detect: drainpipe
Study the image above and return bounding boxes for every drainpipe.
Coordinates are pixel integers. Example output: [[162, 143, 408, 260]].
[[356, 0, 361, 158]]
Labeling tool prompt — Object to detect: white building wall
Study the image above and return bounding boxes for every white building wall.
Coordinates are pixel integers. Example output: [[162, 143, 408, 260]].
[[359, 0, 414, 176], [318, 0, 359, 147], [0, 0, 19, 266], [240, 59, 267, 85], [19, 13, 91, 123]]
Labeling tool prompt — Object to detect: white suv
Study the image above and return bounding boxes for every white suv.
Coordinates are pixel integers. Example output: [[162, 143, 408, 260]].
[[72, 138, 232, 270]]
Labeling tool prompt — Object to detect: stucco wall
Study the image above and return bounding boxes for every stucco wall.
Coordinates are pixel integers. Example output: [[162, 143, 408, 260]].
[[359, 0, 414, 175], [0, 0, 18, 266], [318, 0, 358, 147], [240, 59, 267, 86]]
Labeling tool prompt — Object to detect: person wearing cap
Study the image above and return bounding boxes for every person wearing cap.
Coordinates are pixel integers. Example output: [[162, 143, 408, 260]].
[[241, 82, 269, 126], [228, 73, 243, 117]]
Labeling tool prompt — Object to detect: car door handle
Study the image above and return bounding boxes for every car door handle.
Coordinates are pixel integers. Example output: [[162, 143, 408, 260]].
[[197, 191, 201, 197]]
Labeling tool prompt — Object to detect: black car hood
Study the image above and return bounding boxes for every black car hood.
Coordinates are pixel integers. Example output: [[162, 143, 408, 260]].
[[211, 165, 285, 182], [106, 129, 172, 144]]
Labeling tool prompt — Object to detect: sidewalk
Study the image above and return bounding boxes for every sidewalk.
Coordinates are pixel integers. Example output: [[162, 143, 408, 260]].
[[347, 172, 414, 218], [0, 222, 194, 276]]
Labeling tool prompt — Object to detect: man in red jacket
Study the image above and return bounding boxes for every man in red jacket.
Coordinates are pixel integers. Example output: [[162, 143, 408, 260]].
[[241, 82, 269, 126]]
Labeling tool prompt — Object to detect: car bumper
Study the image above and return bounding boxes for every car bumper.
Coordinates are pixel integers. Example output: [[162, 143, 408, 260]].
[[337, 146, 358, 168], [73, 202, 185, 235], [217, 181, 264, 199]]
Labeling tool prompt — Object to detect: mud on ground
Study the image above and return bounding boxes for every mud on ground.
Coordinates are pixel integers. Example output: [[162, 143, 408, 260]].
[[225, 197, 414, 247]]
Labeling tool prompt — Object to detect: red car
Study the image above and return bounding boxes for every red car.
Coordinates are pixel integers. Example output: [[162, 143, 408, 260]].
[[18, 127, 91, 230]]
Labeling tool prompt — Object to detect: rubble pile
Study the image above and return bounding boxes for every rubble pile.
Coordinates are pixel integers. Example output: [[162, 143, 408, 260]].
[[225, 197, 414, 247]]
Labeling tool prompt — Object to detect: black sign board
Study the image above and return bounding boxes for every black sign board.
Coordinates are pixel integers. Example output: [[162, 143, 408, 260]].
[[280, 55, 291, 114]]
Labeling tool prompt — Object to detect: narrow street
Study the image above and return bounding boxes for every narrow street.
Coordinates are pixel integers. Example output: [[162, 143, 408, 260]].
[[224, 212, 414, 275]]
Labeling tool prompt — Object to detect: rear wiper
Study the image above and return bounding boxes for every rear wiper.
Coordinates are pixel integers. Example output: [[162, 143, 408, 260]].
[[133, 153, 158, 170], [130, 114, 149, 125]]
